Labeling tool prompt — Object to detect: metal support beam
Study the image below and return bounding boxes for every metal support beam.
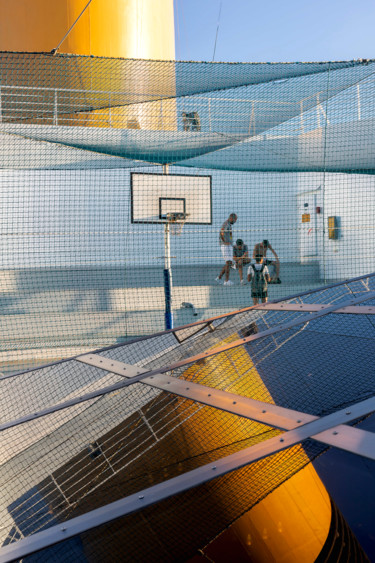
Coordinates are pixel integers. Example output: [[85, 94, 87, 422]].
[[1, 396, 374, 563], [77, 354, 316, 430], [2, 291, 375, 433], [77, 354, 375, 459], [257, 303, 375, 315]]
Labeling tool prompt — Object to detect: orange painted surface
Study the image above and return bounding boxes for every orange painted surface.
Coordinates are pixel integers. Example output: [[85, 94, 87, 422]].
[[183, 335, 331, 561], [0, 0, 176, 130], [0, 0, 175, 59]]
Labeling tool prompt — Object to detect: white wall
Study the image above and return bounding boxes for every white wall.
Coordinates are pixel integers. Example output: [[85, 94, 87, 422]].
[[319, 173, 375, 280], [0, 168, 373, 282], [0, 169, 131, 268], [0, 168, 301, 269]]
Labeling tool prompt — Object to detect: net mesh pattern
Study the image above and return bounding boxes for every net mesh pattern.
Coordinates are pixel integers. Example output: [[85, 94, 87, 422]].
[[0, 52, 375, 560], [0, 54, 375, 375], [0, 276, 374, 560]]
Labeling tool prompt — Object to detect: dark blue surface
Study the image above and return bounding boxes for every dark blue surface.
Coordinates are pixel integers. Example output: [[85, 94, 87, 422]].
[[313, 414, 375, 561], [246, 315, 375, 415], [4, 487, 86, 561], [245, 312, 375, 559]]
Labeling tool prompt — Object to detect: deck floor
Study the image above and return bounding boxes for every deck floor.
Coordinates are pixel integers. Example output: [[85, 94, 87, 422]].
[[0, 262, 328, 372]]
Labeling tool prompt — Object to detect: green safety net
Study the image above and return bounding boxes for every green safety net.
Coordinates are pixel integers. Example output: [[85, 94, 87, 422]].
[[0, 54, 374, 170], [0, 51, 374, 561], [0, 52, 375, 375]]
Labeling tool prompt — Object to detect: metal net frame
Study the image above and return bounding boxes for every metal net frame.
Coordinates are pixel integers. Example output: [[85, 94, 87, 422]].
[[0, 274, 373, 561]]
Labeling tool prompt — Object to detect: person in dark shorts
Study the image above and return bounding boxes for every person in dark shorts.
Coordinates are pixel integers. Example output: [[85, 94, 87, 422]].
[[252, 239, 281, 283], [233, 238, 250, 285], [247, 254, 271, 304]]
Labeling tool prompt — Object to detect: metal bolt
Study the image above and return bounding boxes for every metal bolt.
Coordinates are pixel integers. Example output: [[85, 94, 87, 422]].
[[139, 495, 144, 500]]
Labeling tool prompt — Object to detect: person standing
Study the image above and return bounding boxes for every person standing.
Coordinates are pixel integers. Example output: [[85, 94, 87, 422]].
[[233, 238, 250, 285], [215, 213, 237, 286], [247, 255, 271, 304]]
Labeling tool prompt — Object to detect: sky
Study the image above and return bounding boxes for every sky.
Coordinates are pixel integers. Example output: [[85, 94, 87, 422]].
[[174, 0, 375, 63]]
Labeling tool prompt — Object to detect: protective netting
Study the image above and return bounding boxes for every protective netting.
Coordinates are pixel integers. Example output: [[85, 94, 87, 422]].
[[0, 53, 375, 376], [0, 275, 374, 561]]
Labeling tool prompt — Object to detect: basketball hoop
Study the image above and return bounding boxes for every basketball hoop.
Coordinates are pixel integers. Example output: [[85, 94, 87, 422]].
[[166, 212, 189, 236]]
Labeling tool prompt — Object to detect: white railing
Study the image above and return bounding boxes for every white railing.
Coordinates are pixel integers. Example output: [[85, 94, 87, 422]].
[[0, 83, 359, 133]]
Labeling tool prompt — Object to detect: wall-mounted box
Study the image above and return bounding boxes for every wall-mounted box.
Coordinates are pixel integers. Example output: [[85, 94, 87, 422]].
[[328, 216, 339, 239]]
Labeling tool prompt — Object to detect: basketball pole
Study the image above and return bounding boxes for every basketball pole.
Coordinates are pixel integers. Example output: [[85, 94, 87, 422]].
[[163, 164, 173, 330]]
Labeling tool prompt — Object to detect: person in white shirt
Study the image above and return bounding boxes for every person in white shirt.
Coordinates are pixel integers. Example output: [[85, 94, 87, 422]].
[[215, 213, 237, 286]]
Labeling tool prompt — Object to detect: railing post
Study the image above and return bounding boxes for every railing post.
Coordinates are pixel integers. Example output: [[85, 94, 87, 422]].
[[357, 84, 361, 121], [248, 102, 255, 135], [300, 100, 304, 133], [53, 89, 58, 126]]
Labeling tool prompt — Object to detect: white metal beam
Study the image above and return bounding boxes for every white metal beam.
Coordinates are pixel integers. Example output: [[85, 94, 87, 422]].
[[77, 354, 316, 430], [2, 290, 375, 434], [257, 303, 375, 314], [77, 354, 375, 460], [0, 396, 374, 563]]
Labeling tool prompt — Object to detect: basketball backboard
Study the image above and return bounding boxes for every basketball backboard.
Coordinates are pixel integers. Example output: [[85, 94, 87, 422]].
[[131, 173, 212, 224]]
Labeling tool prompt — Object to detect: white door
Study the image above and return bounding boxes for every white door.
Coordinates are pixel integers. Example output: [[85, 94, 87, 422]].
[[298, 191, 318, 260]]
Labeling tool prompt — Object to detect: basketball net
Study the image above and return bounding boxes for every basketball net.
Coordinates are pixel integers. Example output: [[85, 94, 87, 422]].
[[166, 212, 188, 236]]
